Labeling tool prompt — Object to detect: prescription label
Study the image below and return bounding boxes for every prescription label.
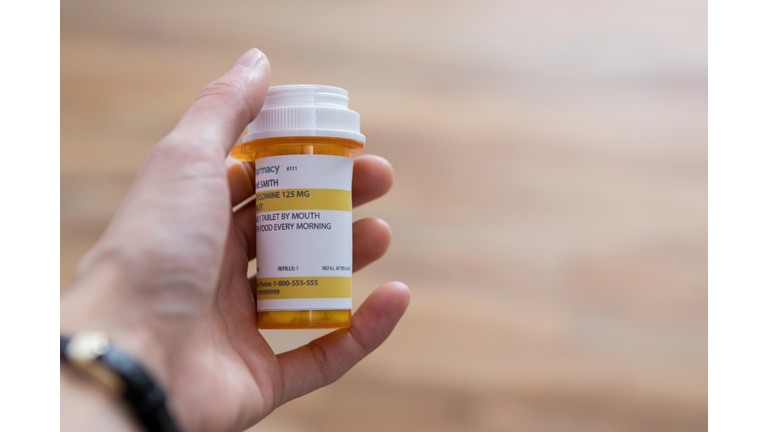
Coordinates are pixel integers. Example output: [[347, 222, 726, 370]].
[[253, 155, 353, 311]]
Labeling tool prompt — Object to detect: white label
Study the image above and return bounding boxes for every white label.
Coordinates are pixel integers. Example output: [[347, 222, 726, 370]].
[[254, 155, 353, 311]]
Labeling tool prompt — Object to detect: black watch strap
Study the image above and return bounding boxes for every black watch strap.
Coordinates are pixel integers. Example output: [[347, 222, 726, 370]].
[[61, 334, 182, 432]]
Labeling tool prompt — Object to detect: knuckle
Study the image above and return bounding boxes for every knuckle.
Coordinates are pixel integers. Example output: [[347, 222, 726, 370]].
[[197, 76, 247, 103], [307, 342, 337, 387], [195, 75, 256, 126], [347, 321, 373, 354]]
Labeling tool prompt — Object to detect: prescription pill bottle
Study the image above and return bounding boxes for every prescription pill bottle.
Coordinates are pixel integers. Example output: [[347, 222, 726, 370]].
[[232, 85, 365, 329]]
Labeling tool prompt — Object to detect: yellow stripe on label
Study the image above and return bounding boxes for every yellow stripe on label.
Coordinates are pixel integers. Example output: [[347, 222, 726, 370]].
[[255, 189, 351, 213], [254, 277, 351, 300]]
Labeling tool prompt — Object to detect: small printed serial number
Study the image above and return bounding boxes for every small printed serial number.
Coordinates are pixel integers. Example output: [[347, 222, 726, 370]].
[[257, 289, 280, 295]]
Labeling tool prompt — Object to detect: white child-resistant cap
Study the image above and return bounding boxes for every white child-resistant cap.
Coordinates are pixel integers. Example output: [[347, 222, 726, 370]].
[[243, 85, 365, 144]]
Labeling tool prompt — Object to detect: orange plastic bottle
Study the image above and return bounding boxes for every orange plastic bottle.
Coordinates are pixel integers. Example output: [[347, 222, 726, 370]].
[[232, 85, 365, 329]]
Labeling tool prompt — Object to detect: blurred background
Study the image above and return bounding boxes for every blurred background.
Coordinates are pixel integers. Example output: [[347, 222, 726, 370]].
[[61, 0, 707, 431]]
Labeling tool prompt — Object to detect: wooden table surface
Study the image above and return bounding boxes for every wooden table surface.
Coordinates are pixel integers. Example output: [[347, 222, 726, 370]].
[[62, 1, 707, 430]]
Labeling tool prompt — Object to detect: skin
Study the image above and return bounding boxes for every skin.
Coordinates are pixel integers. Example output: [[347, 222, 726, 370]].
[[60, 48, 411, 432]]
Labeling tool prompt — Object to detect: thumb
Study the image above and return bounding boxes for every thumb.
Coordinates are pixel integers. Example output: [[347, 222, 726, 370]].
[[124, 48, 270, 203], [88, 50, 270, 279], [165, 48, 271, 159]]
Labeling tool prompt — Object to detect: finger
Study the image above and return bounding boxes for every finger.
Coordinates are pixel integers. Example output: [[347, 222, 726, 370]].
[[164, 49, 271, 159], [216, 219, 254, 317], [352, 155, 394, 207], [101, 50, 270, 256], [233, 200, 257, 260], [352, 218, 391, 271], [136, 48, 270, 198], [274, 282, 410, 407], [227, 157, 256, 206]]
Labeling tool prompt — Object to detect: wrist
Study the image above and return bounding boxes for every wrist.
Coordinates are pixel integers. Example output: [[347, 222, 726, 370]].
[[61, 286, 172, 392], [61, 363, 144, 432], [61, 333, 182, 432]]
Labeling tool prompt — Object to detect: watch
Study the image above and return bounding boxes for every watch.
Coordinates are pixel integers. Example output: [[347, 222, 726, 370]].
[[61, 332, 182, 432]]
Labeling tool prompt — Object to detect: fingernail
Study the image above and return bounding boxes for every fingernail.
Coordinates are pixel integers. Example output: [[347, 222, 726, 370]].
[[233, 49, 263, 68]]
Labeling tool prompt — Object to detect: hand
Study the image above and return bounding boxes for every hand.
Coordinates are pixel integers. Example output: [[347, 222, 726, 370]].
[[60, 48, 410, 432]]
